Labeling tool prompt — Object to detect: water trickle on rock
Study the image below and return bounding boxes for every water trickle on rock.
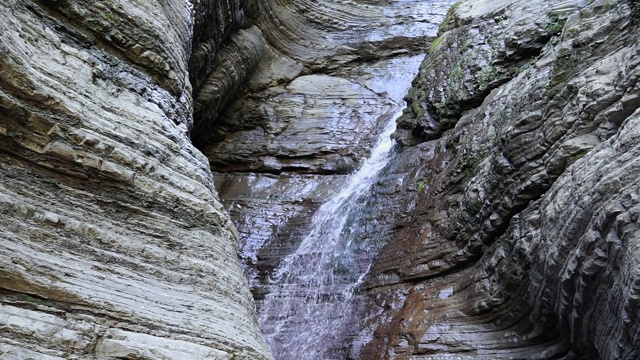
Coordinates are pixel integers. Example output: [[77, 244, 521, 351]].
[[258, 109, 402, 359]]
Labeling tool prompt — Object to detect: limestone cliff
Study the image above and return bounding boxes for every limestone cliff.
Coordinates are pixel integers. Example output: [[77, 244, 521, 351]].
[[3, 0, 639, 359], [202, 0, 640, 358], [201, 0, 639, 358], [0, 1, 271, 359], [201, 0, 456, 357], [358, 0, 640, 358]]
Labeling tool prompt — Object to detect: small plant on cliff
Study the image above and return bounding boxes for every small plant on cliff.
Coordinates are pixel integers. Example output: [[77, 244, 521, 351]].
[[459, 152, 484, 176], [411, 101, 426, 119], [19, 294, 42, 304], [468, 197, 482, 212], [417, 179, 428, 192], [476, 65, 498, 88], [429, 36, 444, 55], [543, 12, 567, 35]]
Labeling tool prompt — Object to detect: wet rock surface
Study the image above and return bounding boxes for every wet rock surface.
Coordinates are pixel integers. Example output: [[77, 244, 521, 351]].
[[395, 0, 577, 144], [201, 0, 455, 173], [210, 0, 453, 280], [213, 172, 341, 298], [0, 1, 271, 359], [205, 0, 455, 358]]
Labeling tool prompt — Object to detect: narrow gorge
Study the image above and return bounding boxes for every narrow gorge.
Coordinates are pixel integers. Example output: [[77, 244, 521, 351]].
[[1, 0, 639, 360]]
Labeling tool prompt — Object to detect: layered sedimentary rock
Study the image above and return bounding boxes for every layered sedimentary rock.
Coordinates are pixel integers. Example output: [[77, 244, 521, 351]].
[[199, 0, 455, 171], [4, 0, 638, 358], [203, 1, 456, 357], [357, 0, 640, 358], [0, 1, 271, 359], [202, 1, 451, 359], [208, 0, 454, 284]]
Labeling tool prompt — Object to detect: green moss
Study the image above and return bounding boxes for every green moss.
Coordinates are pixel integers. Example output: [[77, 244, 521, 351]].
[[434, 62, 467, 129], [20, 294, 42, 304], [568, 150, 589, 164], [435, 99, 460, 123], [104, 11, 115, 22], [87, 20, 106, 33], [412, 101, 426, 119], [449, 62, 464, 83], [476, 65, 497, 88], [429, 36, 444, 55], [543, 12, 567, 35], [468, 197, 482, 211], [593, 0, 617, 16], [459, 152, 484, 176], [438, 112, 459, 129], [438, 1, 463, 35], [544, 50, 578, 97], [566, 27, 579, 36]]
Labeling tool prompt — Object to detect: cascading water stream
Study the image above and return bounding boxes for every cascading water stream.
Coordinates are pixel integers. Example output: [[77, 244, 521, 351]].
[[258, 109, 402, 359]]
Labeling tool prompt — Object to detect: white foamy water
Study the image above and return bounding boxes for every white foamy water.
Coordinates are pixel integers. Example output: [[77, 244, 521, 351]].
[[258, 110, 402, 359]]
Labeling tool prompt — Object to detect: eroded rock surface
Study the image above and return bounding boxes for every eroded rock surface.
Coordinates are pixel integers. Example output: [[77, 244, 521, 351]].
[[200, 0, 455, 173], [357, 0, 640, 358], [205, 0, 456, 358], [0, 1, 271, 359], [4, 0, 638, 358]]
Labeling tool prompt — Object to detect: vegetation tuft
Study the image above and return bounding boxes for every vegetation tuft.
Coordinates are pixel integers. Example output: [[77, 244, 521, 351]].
[[438, 1, 463, 35], [543, 12, 567, 35]]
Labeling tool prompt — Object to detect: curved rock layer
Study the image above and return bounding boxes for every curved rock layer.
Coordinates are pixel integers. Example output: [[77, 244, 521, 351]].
[[203, 0, 456, 358], [194, 0, 455, 160], [209, 0, 454, 289], [0, 1, 272, 359], [358, 0, 640, 358]]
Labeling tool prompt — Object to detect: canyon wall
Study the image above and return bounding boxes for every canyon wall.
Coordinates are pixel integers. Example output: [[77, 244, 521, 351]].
[[208, 0, 640, 358], [358, 0, 640, 358], [202, 0, 456, 358], [0, 0, 272, 359], [2, 0, 639, 359]]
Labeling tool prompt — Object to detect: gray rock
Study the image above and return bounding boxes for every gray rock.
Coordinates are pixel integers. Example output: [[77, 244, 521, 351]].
[[206, 1, 456, 358], [358, 0, 640, 358], [0, 1, 272, 359]]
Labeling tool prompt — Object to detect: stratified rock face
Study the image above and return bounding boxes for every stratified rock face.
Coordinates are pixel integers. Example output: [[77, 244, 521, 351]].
[[0, 1, 272, 359], [395, 0, 563, 144], [358, 0, 640, 358], [206, 73, 398, 174], [198, 0, 456, 172], [208, 0, 454, 273], [203, 1, 457, 358]]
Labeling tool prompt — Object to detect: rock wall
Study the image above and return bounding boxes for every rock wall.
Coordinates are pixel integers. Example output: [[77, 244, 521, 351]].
[[199, 0, 456, 172], [357, 0, 640, 358], [4, 0, 638, 358], [0, 1, 272, 359], [208, 0, 454, 289], [203, 2, 456, 358]]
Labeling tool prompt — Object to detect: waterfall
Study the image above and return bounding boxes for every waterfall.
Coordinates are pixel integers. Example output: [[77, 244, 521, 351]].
[[258, 109, 402, 359]]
